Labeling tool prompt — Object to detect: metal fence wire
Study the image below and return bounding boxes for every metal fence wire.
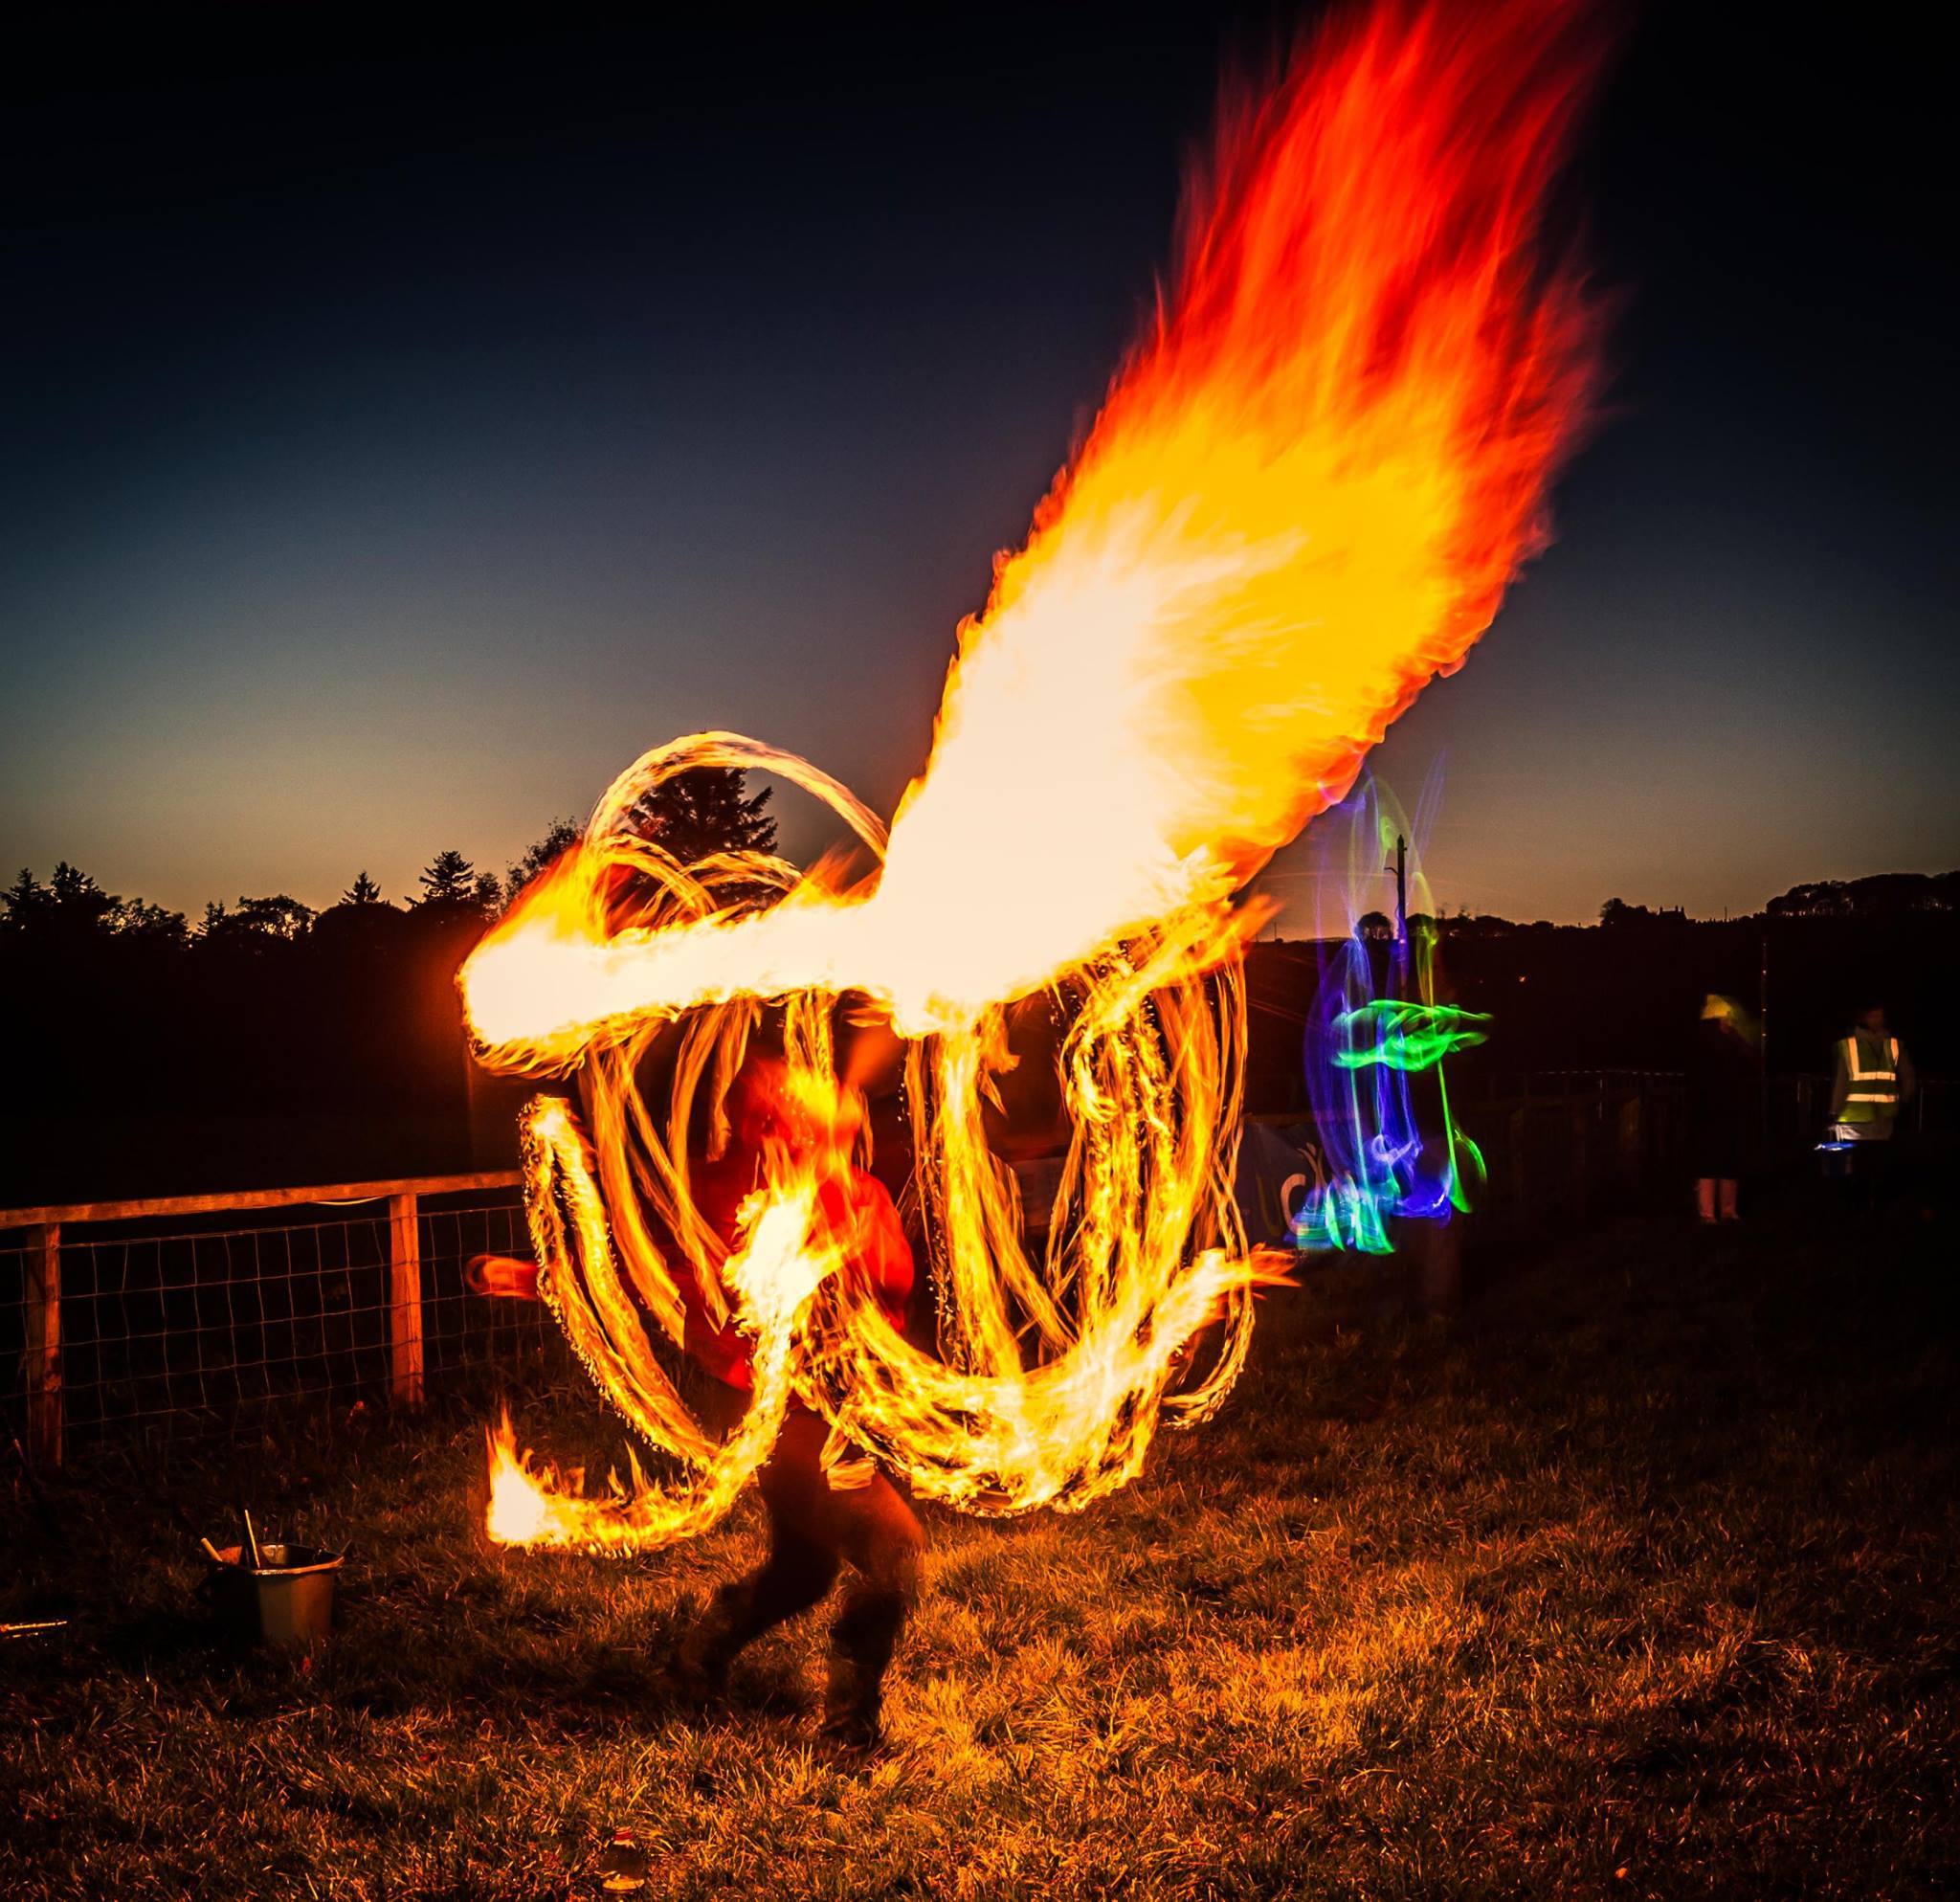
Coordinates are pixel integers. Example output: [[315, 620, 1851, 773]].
[[1, 1192, 567, 1456]]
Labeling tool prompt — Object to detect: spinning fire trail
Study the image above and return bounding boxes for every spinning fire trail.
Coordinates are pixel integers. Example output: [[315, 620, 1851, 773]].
[[460, 0, 1603, 1550]]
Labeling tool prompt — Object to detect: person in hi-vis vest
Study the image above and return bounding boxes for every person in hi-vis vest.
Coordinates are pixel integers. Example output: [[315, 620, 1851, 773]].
[[1828, 1002, 1916, 1144]]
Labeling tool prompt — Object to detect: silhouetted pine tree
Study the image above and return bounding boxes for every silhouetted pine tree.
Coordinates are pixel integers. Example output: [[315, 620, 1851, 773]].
[[418, 850, 478, 906], [627, 768, 776, 864]]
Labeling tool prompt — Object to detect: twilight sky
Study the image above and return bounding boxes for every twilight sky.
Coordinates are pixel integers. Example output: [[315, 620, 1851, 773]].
[[3, 4, 1954, 929]]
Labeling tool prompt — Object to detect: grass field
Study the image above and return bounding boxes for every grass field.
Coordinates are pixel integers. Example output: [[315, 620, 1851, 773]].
[[5, 1197, 1958, 1899]]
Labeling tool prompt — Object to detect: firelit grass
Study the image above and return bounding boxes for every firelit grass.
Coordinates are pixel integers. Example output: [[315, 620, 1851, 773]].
[[5, 1205, 1957, 1899]]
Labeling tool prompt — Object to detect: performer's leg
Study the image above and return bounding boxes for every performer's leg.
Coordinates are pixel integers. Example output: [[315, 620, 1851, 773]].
[[678, 1397, 840, 1692], [677, 1396, 924, 1741], [820, 1473, 925, 1746], [683, 1520, 840, 1684]]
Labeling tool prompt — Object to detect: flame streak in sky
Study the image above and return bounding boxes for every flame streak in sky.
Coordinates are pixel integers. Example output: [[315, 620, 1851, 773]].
[[463, 0, 1602, 1550]]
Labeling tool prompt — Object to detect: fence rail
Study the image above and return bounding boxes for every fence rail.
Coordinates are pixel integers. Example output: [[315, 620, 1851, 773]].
[[2, 1171, 538, 1469]]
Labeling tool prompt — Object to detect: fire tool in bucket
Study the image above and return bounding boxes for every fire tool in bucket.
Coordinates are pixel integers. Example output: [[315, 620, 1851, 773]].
[[200, 1509, 345, 1648]]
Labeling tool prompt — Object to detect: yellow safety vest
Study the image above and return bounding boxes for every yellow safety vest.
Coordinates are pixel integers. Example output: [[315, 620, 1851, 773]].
[[1838, 1033, 1901, 1128]]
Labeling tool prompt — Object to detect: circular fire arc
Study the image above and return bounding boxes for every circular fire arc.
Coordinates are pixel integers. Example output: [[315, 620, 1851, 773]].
[[461, 0, 1605, 1552]]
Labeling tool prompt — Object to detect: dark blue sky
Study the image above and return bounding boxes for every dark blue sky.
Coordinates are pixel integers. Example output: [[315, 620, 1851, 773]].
[[3, 3, 1954, 928]]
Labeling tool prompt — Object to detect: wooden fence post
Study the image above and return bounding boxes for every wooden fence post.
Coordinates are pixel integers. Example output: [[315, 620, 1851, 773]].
[[1616, 1093, 1642, 1190], [25, 1223, 61, 1469], [388, 1193, 425, 1407]]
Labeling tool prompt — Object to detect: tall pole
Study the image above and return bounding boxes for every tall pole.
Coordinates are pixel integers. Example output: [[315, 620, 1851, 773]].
[[1392, 832, 1409, 998], [1758, 921, 1771, 1149]]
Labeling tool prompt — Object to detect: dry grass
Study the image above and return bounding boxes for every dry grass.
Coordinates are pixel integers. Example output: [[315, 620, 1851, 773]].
[[5, 1202, 1958, 1899]]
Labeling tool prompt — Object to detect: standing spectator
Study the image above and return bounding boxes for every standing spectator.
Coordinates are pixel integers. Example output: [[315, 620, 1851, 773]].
[[1687, 994, 1756, 1224], [1828, 1001, 1916, 1207]]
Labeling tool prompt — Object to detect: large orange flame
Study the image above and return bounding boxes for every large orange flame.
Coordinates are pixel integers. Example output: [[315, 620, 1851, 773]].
[[463, 0, 1602, 1551]]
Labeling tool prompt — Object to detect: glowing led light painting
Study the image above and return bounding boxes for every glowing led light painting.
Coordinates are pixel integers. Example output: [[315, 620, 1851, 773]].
[[1294, 777, 1490, 1255]]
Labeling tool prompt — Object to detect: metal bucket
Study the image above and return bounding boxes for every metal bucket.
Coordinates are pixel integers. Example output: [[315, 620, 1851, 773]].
[[207, 1543, 344, 1649]]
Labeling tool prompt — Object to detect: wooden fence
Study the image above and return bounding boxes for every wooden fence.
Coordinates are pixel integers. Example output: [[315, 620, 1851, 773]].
[[2, 1171, 521, 1470]]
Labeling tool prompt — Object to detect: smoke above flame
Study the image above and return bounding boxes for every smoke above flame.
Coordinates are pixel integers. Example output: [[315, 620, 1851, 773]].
[[462, 0, 1603, 1551]]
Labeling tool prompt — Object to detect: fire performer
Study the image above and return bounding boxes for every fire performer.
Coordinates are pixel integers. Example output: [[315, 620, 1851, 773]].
[[674, 1021, 924, 1753], [463, 0, 1607, 1639]]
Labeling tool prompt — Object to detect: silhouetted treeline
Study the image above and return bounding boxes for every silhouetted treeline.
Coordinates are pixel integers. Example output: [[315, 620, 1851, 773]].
[[0, 769, 779, 1207], [1, 859, 502, 1206]]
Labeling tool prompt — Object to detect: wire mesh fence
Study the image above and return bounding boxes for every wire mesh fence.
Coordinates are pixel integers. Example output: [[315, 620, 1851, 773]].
[[1, 1189, 569, 1462]]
